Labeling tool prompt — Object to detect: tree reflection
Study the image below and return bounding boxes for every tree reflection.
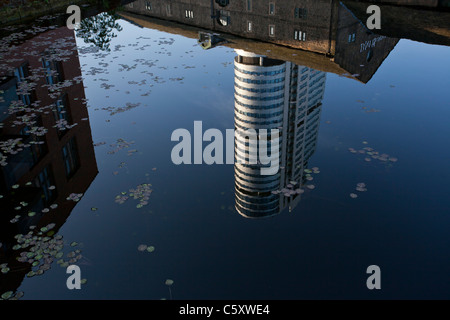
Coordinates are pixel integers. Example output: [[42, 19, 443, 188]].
[[76, 11, 123, 51]]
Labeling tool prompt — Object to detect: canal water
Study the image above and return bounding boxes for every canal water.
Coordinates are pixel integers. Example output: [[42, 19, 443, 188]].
[[0, 3, 449, 300]]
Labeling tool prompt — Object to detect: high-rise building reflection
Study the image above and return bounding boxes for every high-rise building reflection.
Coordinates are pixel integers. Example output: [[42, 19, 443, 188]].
[[119, 1, 399, 218], [233, 50, 324, 218], [0, 25, 98, 295]]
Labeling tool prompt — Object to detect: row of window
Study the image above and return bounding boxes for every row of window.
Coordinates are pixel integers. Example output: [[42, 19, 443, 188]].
[[235, 98, 284, 110], [62, 137, 79, 178], [234, 121, 282, 134], [308, 97, 322, 109], [245, 1, 275, 15], [235, 136, 283, 148], [294, 30, 306, 41], [235, 115, 283, 126], [236, 173, 280, 185], [308, 83, 325, 100], [309, 70, 322, 79], [235, 193, 279, 207], [235, 90, 284, 102], [32, 136, 79, 206], [234, 65, 286, 76], [235, 107, 284, 119], [235, 82, 284, 94], [348, 33, 356, 43], [308, 73, 326, 88], [296, 111, 306, 122], [235, 195, 279, 213], [143, 2, 308, 40], [235, 75, 285, 84], [247, 23, 307, 40], [245, 0, 308, 19], [235, 165, 280, 180]]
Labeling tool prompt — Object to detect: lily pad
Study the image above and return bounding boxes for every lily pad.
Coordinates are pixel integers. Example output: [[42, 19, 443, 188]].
[[26, 271, 35, 277], [165, 279, 174, 286], [137, 244, 148, 252], [1, 291, 13, 300]]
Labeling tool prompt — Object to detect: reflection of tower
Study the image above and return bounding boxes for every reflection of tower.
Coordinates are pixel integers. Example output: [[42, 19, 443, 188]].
[[0, 26, 98, 296], [233, 50, 325, 218]]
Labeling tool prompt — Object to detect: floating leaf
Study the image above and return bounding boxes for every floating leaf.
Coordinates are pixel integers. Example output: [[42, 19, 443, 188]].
[[165, 279, 174, 286], [13, 291, 24, 299], [137, 244, 148, 252], [1, 291, 13, 299], [146, 246, 155, 253]]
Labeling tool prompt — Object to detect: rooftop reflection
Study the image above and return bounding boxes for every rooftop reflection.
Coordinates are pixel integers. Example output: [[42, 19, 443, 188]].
[[121, 0, 399, 83]]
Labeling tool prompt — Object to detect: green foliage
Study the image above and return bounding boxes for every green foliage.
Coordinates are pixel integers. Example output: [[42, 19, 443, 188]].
[[76, 11, 123, 51]]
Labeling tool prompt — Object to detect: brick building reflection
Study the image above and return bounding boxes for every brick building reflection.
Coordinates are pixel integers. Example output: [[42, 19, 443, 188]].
[[122, 0, 399, 83], [0, 26, 98, 295]]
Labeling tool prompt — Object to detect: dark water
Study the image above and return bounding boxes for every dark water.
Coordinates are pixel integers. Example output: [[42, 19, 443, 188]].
[[0, 1, 449, 300]]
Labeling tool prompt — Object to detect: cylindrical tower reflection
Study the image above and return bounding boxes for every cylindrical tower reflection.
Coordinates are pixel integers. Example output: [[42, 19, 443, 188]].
[[233, 50, 326, 218]]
